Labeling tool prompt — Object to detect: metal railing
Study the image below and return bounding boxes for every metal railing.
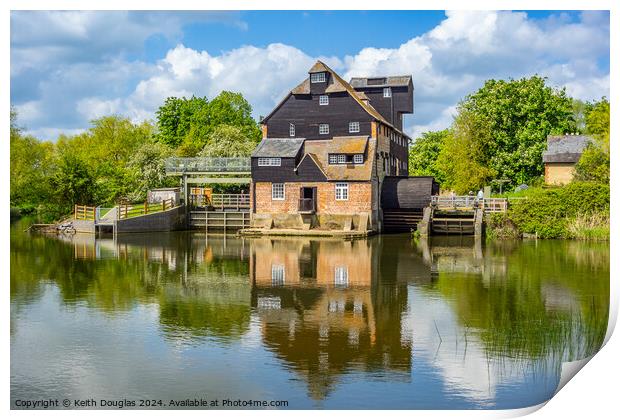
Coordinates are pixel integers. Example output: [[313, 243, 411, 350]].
[[298, 198, 316, 213], [431, 196, 508, 213], [165, 157, 251, 174], [210, 194, 250, 210]]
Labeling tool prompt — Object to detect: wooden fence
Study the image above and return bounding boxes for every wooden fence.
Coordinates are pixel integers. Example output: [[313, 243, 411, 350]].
[[210, 194, 250, 210], [74, 205, 96, 220], [118, 198, 175, 219]]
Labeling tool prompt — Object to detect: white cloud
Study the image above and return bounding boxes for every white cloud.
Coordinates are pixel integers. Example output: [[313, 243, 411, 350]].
[[11, 11, 610, 141]]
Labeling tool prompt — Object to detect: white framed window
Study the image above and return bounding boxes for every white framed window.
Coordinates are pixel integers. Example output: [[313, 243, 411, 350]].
[[335, 182, 348, 200], [272, 183, 285, 200], [353, 154, 364, 164], [337, 154, 346, 164], [349, 121, 360, 133], [258, 157, 281, 167], [271, 264, 285, 286], [383, 87, 392, 98], [329, 154, 338, 164], [289, 123, 295, 137], [319, 124, 329, 135], [319, 95, 329, 105], [310, 72, 326, 83], [334, 266, 349, 287]]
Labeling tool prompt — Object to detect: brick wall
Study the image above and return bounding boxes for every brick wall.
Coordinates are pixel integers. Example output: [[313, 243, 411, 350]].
[[254, 181, 373, 214]]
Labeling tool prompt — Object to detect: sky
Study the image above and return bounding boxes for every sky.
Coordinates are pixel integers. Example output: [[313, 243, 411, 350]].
[[10, 10, 610, 141]]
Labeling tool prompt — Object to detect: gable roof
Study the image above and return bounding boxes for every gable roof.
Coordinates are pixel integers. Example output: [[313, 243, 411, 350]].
[[543, 135, 591, 163], [349, 76, 412, 88], [261, 60, 410, 139], [251, 138, 305, 158]]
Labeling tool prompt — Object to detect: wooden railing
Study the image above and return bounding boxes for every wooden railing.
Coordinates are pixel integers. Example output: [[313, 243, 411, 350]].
[[210, 194, 250, 210], [118, 198, 175, 219], [74, 205, 96, 220]]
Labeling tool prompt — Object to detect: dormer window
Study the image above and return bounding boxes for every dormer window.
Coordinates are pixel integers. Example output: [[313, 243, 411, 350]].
[[319, 95, 329, 105], [383, 87, 392, 98], [311, 72, 326, 83]]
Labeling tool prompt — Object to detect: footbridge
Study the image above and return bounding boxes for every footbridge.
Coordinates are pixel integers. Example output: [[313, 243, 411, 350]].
[[165, 157, 252, 231]]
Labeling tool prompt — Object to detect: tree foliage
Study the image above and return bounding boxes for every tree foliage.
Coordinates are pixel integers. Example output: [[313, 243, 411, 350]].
[[155, 91, 261, 155], [198, 124, 259, 158], [408, 130, 449, 185], [411, 76, 577, 193], [575, 98, 610, 183]]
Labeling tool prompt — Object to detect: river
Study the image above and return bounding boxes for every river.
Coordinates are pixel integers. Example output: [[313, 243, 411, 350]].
[[10, 223, 609, 409]]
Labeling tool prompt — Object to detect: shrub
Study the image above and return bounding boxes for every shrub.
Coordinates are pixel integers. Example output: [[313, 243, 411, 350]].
[[505, 182, 609, 238]]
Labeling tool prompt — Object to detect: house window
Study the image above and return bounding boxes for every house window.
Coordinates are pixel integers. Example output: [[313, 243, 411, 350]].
[[337, 154, 346, 164], [319, 95, 329, 105], [289, 123, 295, 137], [272, 264, 285, 286], [272, 183, 285, 200], [311, 72, 326, 83], [319, 124, 329, 135], [329, 154, 338, 164], [349, 121, 360, 133], [383, 87, 392, 98], [334, 266, 349, 287], [258, 157, 281, 167], [353, 154, 364, 164], [335, 183, 348, 200]]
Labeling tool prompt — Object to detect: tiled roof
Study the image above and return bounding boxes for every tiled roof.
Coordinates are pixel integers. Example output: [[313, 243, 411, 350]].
[[349, 76, 412, 88], [543, 135, 591, 163], [251, 138, 305, 158], [327, 136, 368, 154], [303, 138, 376, 181]]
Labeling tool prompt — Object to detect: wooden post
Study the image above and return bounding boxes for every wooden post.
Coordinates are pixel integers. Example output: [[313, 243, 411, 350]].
[[144, 202, 148, 215], [92, 207, 96, 221]]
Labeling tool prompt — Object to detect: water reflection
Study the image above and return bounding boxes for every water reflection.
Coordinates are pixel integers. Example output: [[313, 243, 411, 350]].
[[10, 225, 609, 409]]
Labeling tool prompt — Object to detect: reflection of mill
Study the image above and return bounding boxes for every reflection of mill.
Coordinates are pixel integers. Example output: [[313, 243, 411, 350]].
[[249, 238, 411, 400]]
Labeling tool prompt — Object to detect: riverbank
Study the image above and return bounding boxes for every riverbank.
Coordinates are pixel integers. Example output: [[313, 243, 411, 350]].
[[486, 181, 610, 240]]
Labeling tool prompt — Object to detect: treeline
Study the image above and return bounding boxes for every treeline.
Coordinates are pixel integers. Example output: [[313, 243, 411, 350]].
[[408, 76, 610, 192], [10, 91, 262, 221]]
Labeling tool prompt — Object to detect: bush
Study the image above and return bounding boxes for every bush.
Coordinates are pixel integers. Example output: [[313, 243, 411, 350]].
[[505, 182, 609, 238], [485, 213, 521, 239]]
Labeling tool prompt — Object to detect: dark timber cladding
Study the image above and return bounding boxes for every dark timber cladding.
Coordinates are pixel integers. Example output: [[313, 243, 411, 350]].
[[381, 176, 439, 209], [265, 91, 374, 139]]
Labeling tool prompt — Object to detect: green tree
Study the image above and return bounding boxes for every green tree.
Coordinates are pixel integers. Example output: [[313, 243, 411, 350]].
[[50, 153, 98, 213], [444, 76, 575, 190], [198, 124, 259, 158], [10, 110, 55, 214], [408, 130, 449, 185], [155, 96, 209, 148], [575, 98, 610, 183], [127, 141, 175, 202], [437, 109, 496, 193]]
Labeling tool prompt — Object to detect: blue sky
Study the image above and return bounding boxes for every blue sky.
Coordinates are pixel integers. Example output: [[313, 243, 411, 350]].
[[10, 10, 610, 140]]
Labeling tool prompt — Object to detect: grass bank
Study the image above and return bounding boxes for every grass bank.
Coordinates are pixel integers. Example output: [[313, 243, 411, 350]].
[[486, 181, 609, 240]]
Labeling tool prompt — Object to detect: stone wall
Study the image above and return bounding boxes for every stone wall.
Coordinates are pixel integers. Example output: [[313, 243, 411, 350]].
[[116, 205, 186, 233]]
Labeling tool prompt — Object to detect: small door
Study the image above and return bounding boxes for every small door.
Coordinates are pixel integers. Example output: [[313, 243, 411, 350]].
[[299, 187, 317, 212]]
